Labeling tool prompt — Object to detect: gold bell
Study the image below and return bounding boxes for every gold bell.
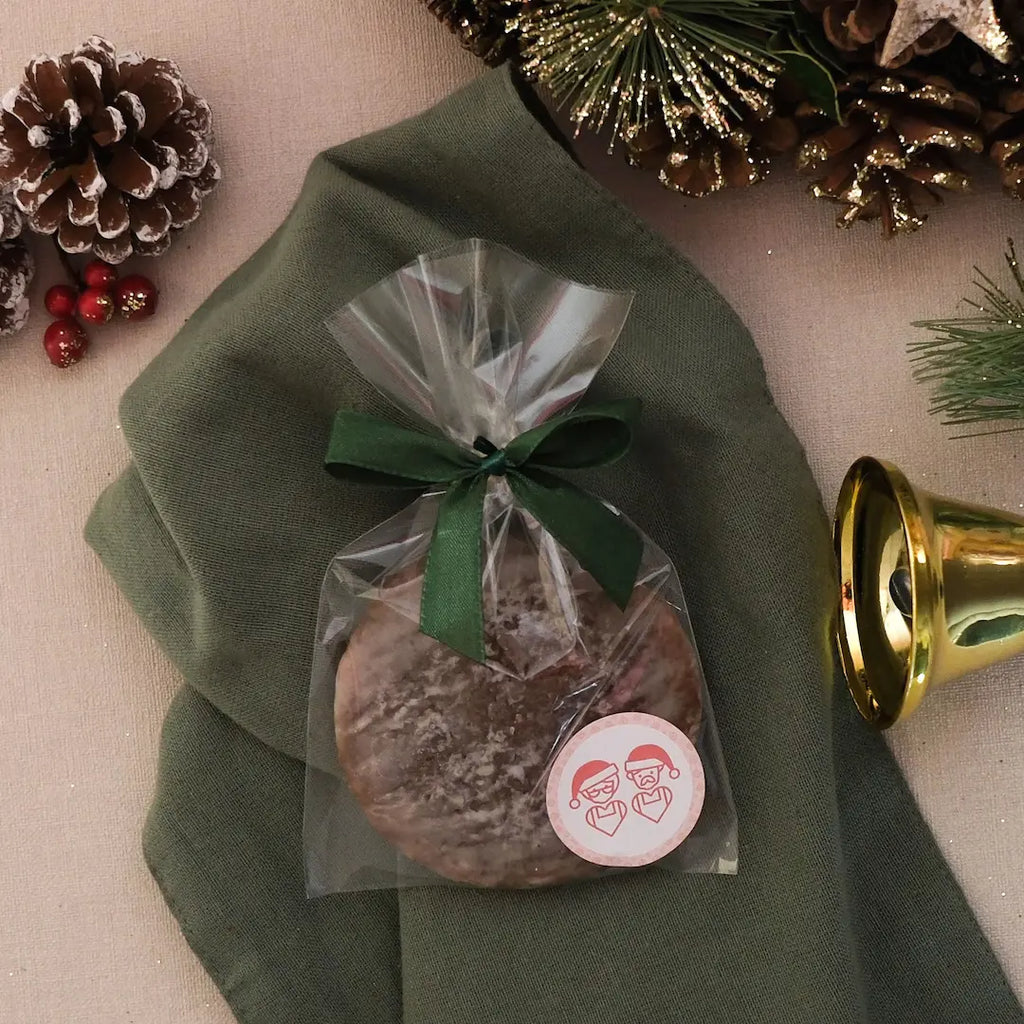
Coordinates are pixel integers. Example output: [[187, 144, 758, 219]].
[[834, 457, 1024, 728]]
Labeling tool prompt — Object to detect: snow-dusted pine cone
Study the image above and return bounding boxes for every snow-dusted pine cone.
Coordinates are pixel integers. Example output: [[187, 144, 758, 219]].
[[0, 36, 220, 263], [0, 238, 33, 337], [0, 191, 24, 241]]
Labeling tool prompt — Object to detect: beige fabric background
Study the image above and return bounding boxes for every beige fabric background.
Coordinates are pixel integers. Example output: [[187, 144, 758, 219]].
[[1, 2, 1022, 1020]]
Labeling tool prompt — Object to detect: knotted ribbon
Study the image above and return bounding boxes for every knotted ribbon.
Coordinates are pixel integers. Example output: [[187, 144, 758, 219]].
[[325, 398, 644, 662]]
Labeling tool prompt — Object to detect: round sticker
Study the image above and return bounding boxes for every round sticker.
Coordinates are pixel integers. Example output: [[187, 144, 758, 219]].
[[546, 712, 705, 868]]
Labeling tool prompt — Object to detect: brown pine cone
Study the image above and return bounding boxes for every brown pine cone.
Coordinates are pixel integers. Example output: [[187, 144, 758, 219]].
[[797, 70, 984, 235], [802, 0, 894, 55], [0, 237, 34, 337], [0, 36, 220, 264], [422, 1, 520, 66], [625, 105, 798, 198], [985, 85, 1024, 196], [800, 0, 955, 65], [0, 191, 24, 242]]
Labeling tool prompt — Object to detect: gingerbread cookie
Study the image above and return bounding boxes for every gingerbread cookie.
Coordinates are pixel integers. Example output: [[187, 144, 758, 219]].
[[335, 550, 703, 888]]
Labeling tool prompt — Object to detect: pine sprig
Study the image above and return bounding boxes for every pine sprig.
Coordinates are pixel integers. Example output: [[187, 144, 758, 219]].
[[519, 1, 789, 145], [910, 240, 1024, 435]]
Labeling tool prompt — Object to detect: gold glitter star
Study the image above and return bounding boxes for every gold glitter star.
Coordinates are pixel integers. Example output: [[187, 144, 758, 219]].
[[880, 0, 1015, 66]]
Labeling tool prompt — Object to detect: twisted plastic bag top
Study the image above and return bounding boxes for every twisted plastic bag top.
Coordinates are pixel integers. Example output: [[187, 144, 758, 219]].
[[326, 240, 633, 445]]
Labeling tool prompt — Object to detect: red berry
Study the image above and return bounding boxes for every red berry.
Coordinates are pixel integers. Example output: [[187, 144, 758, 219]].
[[82, 260, 118, 290], [43, 318, 89, 368], [77, 286, 115, 324], [44, 284, 79, 318], [114, 274, 158, 321]]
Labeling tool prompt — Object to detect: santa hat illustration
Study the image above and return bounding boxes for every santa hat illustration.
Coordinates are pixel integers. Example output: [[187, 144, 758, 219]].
[[569, 760, 618, 808], [625, 744, 680, 779]]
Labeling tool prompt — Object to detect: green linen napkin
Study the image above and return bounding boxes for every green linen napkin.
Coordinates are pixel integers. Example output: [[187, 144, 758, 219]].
[[85, 66, 1022, 1024]]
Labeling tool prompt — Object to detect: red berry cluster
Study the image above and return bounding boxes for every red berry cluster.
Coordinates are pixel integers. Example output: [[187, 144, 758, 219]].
[[42, 260, 159, 368]]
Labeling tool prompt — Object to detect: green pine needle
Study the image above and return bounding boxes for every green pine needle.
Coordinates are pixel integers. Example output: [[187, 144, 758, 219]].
[[910, 240, 1024, 436], [519, 1, 789, 145]]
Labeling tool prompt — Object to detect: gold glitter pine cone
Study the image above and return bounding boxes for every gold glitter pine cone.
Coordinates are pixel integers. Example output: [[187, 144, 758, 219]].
[[984, 84, 1024, 197], [0, 36, 220, 264], [800, 0, 955, 65], [0, 236, 34, 337], [796, 69, 984, 235], [625, 105, 798, 198], [422, 0, 521, 66]]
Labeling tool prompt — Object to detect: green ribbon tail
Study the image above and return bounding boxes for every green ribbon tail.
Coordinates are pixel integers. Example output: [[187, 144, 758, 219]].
[[420, 474, 490, 662], [509, 468, 643, 610]]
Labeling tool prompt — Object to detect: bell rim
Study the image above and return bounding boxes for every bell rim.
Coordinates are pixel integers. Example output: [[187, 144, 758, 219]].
[[834, 456, 935, 728]]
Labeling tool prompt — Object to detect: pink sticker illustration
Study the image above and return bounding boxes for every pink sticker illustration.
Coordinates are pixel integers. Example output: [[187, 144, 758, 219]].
[[546, 712, 705, 868]]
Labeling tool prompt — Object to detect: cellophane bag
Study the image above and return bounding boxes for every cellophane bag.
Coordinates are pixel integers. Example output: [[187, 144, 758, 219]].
[[303, 240, 736, 893]]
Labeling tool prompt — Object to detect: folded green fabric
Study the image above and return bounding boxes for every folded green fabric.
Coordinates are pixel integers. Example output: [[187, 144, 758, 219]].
[[86, 67, 1022, 1024]]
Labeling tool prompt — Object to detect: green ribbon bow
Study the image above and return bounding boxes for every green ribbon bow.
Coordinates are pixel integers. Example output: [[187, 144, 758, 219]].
[[325, 398, 644, 662]]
